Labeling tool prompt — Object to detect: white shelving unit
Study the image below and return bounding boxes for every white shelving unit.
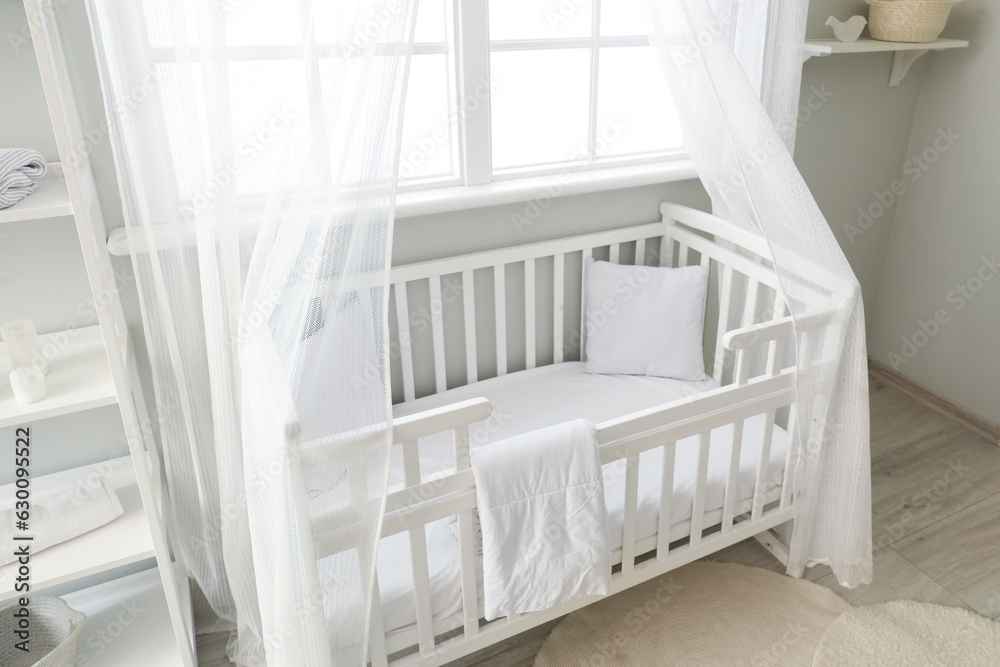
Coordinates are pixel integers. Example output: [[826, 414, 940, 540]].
[[803, 38, 970, 86], [0, 0, 196, 664]]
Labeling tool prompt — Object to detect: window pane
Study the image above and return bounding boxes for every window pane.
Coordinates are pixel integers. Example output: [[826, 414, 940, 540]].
[[398, 54, 456, 182], [595, 47, 682, 158], [490, 49, 591, 170], [414, 0, 447, 43], [599, 0, 647, 36], [489, 0, 593, 40]]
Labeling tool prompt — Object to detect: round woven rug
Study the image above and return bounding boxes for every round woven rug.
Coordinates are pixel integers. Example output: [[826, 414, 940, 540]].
[[535, 561, 850, 666], [812, 600, 1000, 666]]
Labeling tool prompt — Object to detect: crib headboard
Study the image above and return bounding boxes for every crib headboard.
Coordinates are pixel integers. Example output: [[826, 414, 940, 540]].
[[387, 202, 785, 404]]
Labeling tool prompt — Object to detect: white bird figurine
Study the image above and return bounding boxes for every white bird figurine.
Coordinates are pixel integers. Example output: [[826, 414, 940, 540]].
[[826, 15, 868, 43]]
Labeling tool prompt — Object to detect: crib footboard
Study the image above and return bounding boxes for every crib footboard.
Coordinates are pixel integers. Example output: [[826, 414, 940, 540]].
[[369, 372, 811, 666]]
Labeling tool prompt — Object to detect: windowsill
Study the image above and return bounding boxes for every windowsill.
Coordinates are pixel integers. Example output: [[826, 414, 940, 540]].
[[395, 158, 698, 219]]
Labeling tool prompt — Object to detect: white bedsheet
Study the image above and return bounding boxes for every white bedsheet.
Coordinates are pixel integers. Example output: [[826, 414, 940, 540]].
[[376, 362, 789, 637]]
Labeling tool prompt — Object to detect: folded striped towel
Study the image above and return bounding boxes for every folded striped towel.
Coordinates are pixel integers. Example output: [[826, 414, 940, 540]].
[[0, 148, 48, 209]]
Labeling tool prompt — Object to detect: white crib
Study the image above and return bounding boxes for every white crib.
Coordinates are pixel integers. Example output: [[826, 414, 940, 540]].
[[312, 203, 845, 666]]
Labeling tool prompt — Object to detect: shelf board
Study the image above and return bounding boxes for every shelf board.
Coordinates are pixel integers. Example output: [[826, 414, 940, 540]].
[[63, 567, 185, 666], [0, 325, 118, 429], [0, 457, 155, 603], [803, 37, 970, 58], [805, 37, 969, 87], [0, 163, 73, 224]]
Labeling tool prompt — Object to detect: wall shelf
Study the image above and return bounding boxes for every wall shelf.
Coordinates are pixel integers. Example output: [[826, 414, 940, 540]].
[[63, 567, 184, 667], [803, 38, 970, 86], [0, 325, 117, 429], [0, 163, 73, 224], [0, 457, 155, 603]]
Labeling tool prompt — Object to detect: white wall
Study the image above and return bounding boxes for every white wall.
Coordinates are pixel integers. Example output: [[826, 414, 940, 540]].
[[870, 0, 999, 423]]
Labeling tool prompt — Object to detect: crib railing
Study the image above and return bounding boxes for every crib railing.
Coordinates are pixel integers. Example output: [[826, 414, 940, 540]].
[[333, 203, 851, 665]]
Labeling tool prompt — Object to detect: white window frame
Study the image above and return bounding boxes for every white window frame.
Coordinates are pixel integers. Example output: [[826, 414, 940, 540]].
[[395, 0, 698, 217]]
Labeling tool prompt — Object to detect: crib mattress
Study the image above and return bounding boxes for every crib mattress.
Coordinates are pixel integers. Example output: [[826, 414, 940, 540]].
[[375, 362, 789, 639]]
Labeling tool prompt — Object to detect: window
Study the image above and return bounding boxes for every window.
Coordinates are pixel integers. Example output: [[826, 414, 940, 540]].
[[396, 0, 687, 193]]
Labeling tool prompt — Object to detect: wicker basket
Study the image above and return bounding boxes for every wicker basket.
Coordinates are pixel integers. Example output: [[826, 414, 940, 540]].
[[0, 598, 86, 667], [865, 0, 961, 43]]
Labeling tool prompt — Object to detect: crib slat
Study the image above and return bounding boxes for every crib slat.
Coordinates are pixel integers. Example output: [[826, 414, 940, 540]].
[[554, 254, 564, 364], [622, 453, 640, 576], [713, 264, 734, 382], [676, 241, 688, 267], [369, 574, 389, 667], [656, 440, 676, 561], [658, 234, 671, 268], [581, 248, 593, 358], [394, 283, 416, 402], [780, 404, 798, 510], [635, 238, 646, 266], [722, 419, 745, 534], [463, 270, 478, 384], [689, 432, 711, 548], [743, 279, 761, 328], [452, 424, 479, 638], [752, 410, 778, 522], [525, 259, 536, 369], [610, 243, 620, 264], [429, 276, 447, 394], [402, 440, 435, 655], [494, 264, 507, 376]]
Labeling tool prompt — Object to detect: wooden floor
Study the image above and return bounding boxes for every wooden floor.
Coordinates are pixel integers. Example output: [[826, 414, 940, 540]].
[[196, 375, 1000, 666]]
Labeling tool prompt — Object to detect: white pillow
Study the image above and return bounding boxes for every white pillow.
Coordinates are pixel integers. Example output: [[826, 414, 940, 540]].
[[583, 258, 709, 381]]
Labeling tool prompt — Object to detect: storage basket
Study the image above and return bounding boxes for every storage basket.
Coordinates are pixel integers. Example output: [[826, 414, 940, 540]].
[[0, 598, 86, 667], [865, 0, 961, 43]]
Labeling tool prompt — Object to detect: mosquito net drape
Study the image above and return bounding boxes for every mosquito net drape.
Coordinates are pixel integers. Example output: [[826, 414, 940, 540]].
[[85, 0, 417, 664], [644, 0, 873, 588]]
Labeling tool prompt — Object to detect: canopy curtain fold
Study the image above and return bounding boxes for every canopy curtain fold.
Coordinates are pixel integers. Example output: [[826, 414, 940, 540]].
[[85, 0, 418, 664], [643, 0, 873, 588]]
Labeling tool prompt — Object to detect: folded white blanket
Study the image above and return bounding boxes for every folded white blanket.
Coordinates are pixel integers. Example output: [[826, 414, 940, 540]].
[[0, 148, 48, 209], [471, 419, 610, 620], [0, 477, 124, 566]]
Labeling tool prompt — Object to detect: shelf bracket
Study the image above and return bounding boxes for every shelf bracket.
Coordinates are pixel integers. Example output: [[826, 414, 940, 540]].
[[889, 49, 930, 87]]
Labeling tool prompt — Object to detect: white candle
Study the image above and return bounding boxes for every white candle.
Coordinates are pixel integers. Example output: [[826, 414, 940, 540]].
[[9, 367, 47, 405], [1, 319, 49, 375]]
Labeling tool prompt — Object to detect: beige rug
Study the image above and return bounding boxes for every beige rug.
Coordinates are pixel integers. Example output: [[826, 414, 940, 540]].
[[812, 600, 1000, 666], [535, 562, 850, 666]]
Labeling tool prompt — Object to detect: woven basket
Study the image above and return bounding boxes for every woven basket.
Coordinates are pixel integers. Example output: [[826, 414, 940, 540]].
[[865, 0, 961, 43], [0, 598, 86, 667]]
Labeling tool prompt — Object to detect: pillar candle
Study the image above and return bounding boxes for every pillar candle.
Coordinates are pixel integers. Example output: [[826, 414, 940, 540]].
[[9, 367, 47, 405], [1, 319, 49, 375]]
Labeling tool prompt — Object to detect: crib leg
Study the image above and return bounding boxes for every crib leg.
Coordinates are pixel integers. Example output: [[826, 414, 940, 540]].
[[753, 526, 790, 567]]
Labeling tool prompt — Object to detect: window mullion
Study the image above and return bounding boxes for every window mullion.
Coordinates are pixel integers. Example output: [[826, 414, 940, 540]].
[[587, 0, 602, 161], [456, 0, 492, 185]]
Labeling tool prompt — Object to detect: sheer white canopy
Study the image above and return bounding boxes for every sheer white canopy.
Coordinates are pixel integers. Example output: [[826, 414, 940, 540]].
[[644, 0, 873, 588], [86, 0, 418, 664]]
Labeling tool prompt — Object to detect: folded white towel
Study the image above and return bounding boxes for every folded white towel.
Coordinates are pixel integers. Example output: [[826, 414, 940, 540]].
[[0, 477, 124, 566], [0, 148, 48, 209], [471, 419, 610, 620]]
